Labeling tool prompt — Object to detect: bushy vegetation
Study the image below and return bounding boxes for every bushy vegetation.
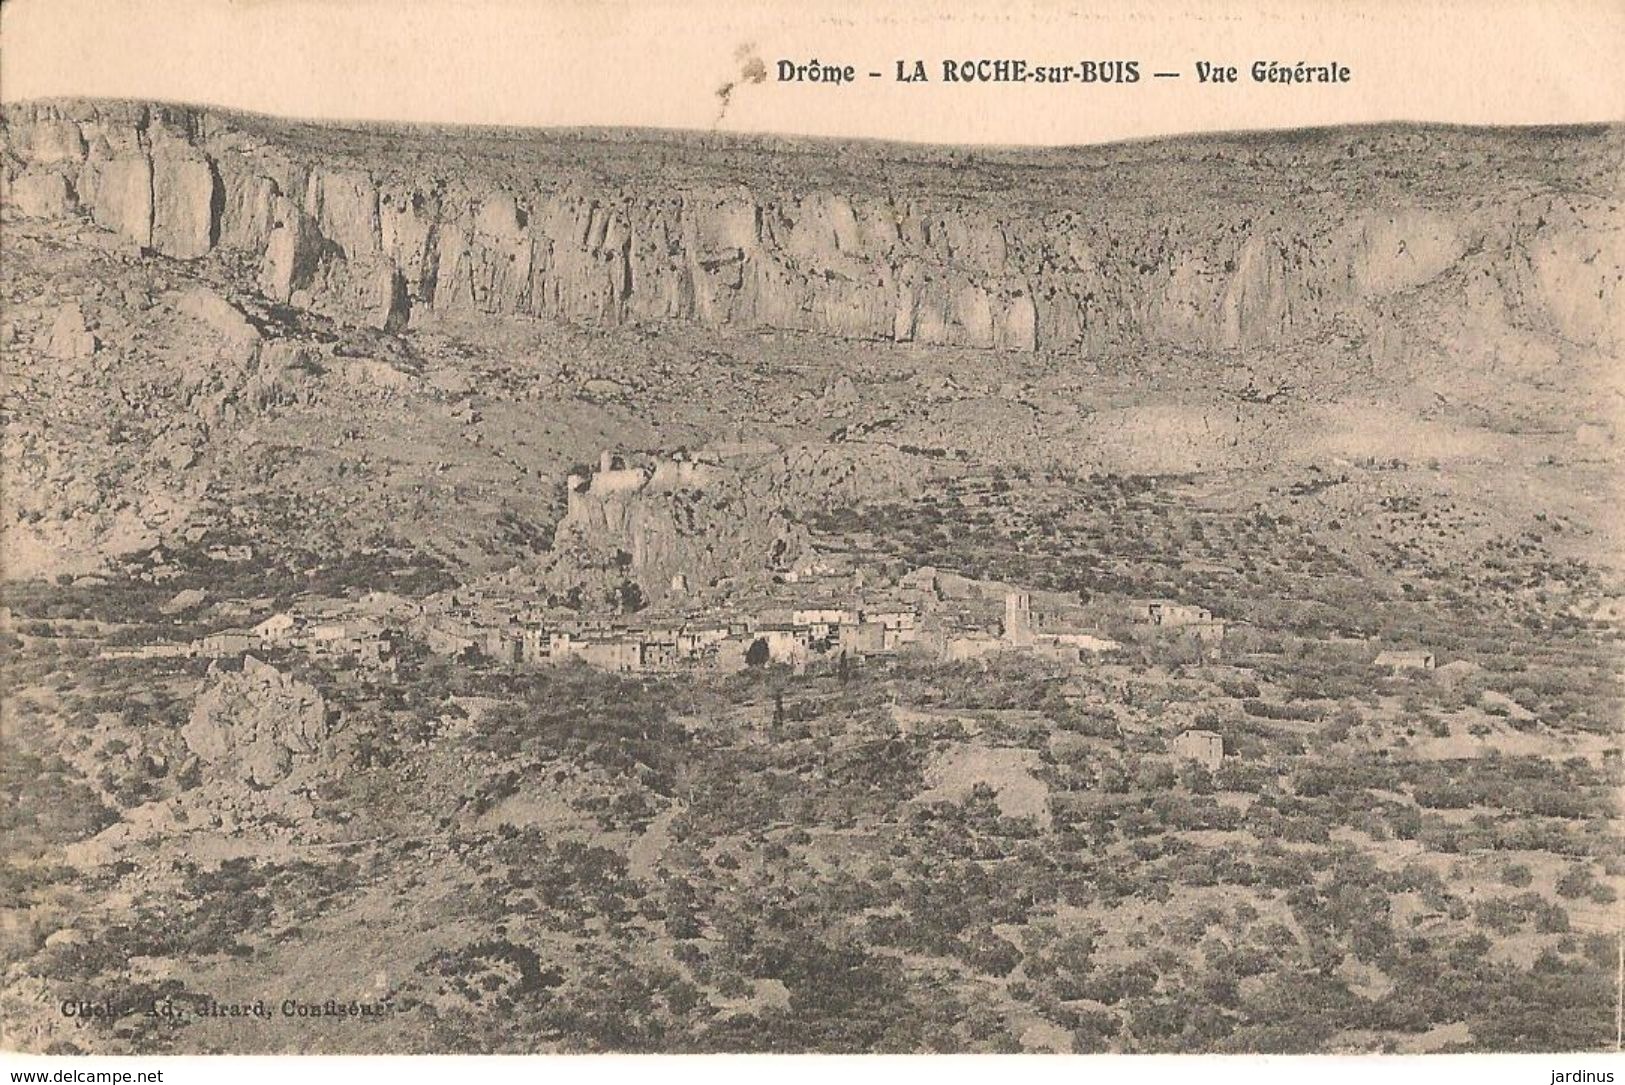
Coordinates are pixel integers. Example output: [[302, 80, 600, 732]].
[[6, 458, 1620, 1054]]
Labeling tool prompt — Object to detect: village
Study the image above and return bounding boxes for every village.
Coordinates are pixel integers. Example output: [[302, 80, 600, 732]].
[[421, 564, 1229, 675], [98, 557, 1230, 679]]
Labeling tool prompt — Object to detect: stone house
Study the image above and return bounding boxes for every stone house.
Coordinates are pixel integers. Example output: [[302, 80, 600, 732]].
[[1172, 728, 1224, 773], [1375, 649, 1436, 671]]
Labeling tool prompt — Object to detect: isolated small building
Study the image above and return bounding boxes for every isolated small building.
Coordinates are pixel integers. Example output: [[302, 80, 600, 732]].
[[1144, 601, 1214, 628], [1172, 729, 1225, 773], [1375, 649, 1436, 671]]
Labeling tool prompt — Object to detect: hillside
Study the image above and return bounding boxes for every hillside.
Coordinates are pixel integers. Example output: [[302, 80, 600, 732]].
[[3, 100, 1621, 585]]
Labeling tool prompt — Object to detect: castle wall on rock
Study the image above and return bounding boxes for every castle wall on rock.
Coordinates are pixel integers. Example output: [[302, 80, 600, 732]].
[[549, 451, 805, 602], [3, 101, 1620, 357]]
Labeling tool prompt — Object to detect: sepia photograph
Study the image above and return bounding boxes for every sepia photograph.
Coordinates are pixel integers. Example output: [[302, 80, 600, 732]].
[[0, 0, 1621, 1071]]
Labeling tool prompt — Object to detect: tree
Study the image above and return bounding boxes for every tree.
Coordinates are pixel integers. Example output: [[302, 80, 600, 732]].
[[615, 581, 647, 613]]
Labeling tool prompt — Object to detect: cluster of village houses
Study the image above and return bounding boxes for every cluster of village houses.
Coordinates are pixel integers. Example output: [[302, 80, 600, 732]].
[[82, 551, 1477, 780], [100, 609, 398, 667], [89, 563, 1238, 773], [97, 561, 1229, 677], [416, 562, 1228, 675]]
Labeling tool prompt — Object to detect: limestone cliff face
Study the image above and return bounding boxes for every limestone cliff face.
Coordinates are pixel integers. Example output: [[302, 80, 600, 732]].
[[3, 100, 1620, 358]]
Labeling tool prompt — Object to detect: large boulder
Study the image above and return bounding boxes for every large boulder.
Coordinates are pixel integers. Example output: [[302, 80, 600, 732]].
[[173, 285, 262, 372], [182, 657, 331, 789], [46, 303, 97, 360]]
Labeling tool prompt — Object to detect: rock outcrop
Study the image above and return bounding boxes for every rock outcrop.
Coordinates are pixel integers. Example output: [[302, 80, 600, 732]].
[[150, 151, 219, 259], [181, 657, 332, 789], [3, 100, 1619, 359], [4, 170, 74, 218], [87, 154, 154, 248], [548, 453, 807, 603], [259, 196, 325, 302]]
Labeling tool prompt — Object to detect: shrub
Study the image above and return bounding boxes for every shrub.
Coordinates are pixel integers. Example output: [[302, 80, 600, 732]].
[[1501, 863, 1533, 888]]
